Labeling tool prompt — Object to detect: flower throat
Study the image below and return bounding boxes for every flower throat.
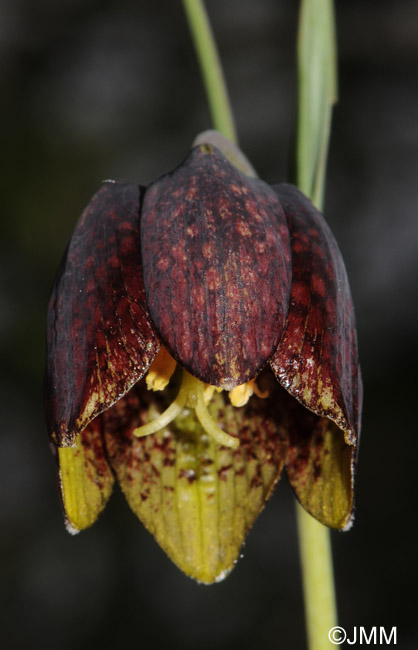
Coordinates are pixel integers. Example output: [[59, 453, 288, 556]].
[[133, 347, 268, 449]]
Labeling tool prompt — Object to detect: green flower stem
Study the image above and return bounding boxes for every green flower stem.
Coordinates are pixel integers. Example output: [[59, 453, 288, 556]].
[[296, 504, 337, 650], [297, 0, 337, 208], [182, 0, 237, 144], [296, 1, 338, 649]]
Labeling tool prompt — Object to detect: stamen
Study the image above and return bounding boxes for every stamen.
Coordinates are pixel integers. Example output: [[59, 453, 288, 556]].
[[133, 369, 240, 449], [202, 384, 222, 404], [191, 377, 239, 449], [146, 346, 177, 392], [133, 372, 189, 438], [229, 383, 253, 407], [229, 379, 269, 407], [252, 381, 269, 400], [203, 385, 215, 404]]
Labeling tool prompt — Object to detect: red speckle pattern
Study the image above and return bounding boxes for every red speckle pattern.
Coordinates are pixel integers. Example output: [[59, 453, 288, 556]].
[[140, 145, 292, 389], [102, 373, 288, 548], [282, 389, 356, 529], [46, 145, 362, 539], [270, 184, 362, 445], [46, 182, 159, 446]]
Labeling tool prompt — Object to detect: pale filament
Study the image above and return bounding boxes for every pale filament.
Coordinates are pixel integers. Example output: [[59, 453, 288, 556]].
[[133, 370, 239, 449], [135, 347, 268, 448]]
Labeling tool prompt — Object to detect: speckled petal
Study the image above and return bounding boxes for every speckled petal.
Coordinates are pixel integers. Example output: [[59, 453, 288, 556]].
[[283, 392, 356, 529], [270, 184, 362, 445], [56, 415, 114, 532], [140, 145, 292, 389], [103, 374, 287, 584], [46, 182, 159, 447]]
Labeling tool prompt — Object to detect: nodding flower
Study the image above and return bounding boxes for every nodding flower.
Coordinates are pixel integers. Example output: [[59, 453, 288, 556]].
[[45, 131, 362, 584]]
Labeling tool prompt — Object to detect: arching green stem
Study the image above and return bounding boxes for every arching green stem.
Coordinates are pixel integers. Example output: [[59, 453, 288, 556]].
[[182, 0, 237, 143], [296, 0, 337, 208]]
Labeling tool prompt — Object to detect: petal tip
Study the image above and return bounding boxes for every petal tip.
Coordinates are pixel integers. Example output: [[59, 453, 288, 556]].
[[64, 518, 81, 536]]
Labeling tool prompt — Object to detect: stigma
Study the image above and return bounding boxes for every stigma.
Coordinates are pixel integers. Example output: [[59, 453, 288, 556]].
[[133, 347, 268, 449]]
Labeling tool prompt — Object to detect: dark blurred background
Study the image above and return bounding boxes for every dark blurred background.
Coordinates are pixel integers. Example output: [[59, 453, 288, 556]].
[[1, 1, 417, 648]]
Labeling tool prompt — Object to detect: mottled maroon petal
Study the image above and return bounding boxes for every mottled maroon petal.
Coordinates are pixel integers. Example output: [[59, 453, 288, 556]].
[[46, 182, 159, 446], [141, 145, 292, 389], [283, 391, 356, 529], [270, 184, 362, 445]]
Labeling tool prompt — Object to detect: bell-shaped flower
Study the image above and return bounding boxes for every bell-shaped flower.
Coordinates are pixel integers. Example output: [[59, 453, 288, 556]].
[[45, 132, 362, 584]]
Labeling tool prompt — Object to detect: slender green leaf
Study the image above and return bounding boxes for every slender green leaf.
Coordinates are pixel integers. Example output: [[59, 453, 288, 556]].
[[182, 0, 237, 143], [297, 0, 337, 208]]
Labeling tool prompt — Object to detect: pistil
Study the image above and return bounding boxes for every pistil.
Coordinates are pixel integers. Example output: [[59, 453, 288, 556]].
[[134, 346, 268, 448], [133, 370, 239, 449]]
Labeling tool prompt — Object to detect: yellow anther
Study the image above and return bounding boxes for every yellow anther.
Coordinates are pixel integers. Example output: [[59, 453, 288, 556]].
[[228, 379, 269, 407], [203, 385, 216, 404], [146, 346, 177, 392], [202, 384, 222, 404], [229, 383, 253, 407]]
